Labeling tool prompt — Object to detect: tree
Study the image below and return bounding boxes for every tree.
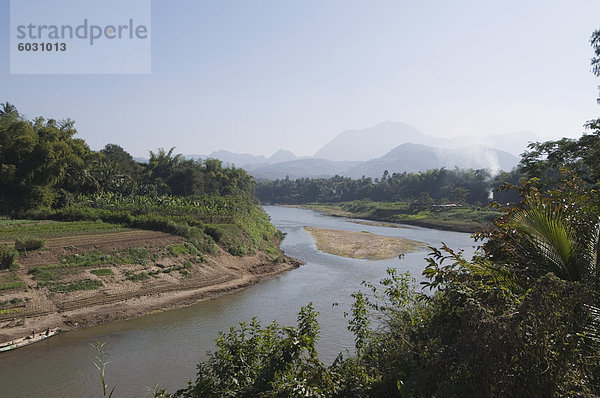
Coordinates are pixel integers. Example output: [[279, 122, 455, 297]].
[[0, 112, 95, 210], [0, 102, 18, 118], [173, 304, 339, 398], [511, 202, 599, 283], [592, 29, 600, 102]]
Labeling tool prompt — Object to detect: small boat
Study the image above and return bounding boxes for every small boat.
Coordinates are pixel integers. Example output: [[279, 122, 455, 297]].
[[0, 328, 60, 352]]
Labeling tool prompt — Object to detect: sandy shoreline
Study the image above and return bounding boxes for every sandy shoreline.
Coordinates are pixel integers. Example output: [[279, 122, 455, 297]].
[[304, 226, 426, 260]]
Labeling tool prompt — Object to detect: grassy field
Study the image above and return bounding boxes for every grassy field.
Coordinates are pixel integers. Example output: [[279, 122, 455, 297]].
[[24, 193, 285, 260], [300, 201, 499, 232], [0, 272, 26, 291], [0, 220, 130, 241]]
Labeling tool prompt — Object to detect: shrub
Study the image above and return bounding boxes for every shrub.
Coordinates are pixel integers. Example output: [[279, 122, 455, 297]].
[[49, 279, 103, 293], [203, 225, 224, 243], [168, 244, 189, 257], [126, 272, 149, 281], [15, 237, 45, 252], [228, 245, 246, 257], [31, 269, 58, 282], [0, 245, 18, 270], [90, 268, 114, 277]]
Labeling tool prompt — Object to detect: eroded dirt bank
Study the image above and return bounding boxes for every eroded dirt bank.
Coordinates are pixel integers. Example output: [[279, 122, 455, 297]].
[[0, 230, 302, 344]]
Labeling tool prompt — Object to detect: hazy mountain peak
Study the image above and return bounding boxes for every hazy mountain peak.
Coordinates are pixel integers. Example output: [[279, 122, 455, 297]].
[[268, 149, 298, 163], [205, 150, 267, 166], [343, 143, 519, 178], [313, 121, 449, 162]]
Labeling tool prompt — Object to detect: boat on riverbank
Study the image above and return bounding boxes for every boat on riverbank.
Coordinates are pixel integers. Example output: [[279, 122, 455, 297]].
[[0, 328, 60, 352]]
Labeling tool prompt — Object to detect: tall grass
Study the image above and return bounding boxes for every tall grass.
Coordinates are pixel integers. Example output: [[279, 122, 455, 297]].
[[0, 244, 18, 270]]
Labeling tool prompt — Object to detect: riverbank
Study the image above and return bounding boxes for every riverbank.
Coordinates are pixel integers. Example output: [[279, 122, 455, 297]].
[[292, 202, 498, 233], [304, 226, 426, 260], [0, 230, 302, 345]]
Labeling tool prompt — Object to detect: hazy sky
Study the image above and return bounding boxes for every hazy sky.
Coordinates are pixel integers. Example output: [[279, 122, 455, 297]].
[[1, 0, 600, 157]]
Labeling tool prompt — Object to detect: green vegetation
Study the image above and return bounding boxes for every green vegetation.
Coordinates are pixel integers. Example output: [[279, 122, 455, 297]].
[[0, 220, 129, 240], [0, 297, 26, 308], [167, 244, 190, 256], [14, 237, 45, 252], [0, 281, 26, 291], [90, 269, 114, 277], [256, 168, 517, 231], [30, 269, 58, 283], [151, 262, 194, 277], [91, 341, 117, 398], [256, 168, 524, 206], [49, 279, 103, 293], [29, 248, 150, 278], [303, 201, 499, 232], [0, 104, 284, 262], [23, 193, 283, 257], [0, 244, 18, 270], [126, 271, 150, 281], [0, 307, 23, 316], [167, 169, 600, 396], [61, 248, 150, 267], [0, 219, 40, 226], [0, 105, 254, 212], [0, 271, 26, 291]]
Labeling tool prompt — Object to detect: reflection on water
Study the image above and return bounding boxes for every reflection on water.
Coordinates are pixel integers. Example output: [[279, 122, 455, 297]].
[[0, 206, 479, 397]]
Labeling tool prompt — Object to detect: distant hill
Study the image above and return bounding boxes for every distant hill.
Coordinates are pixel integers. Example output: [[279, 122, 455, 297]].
[[205, 150, 267, 166], [186, 149, 299, 169], [248, 159, 361, 180], [183, 121, 526, 180], [185, 151, 266, 167], [247, 144, 518, 180], [267, 149, 298, 163], [313, 121, 451, 161], [313, 121, 536, 161], [344, 143, 519, 178]]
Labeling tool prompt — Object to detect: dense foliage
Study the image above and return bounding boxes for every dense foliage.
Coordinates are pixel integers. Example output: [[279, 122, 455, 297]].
[[0, 105, 255, 213], [256, 168, 507, 206]]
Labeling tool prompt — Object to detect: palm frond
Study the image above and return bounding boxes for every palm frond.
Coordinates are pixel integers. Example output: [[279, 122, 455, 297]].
[[512, 205, 579, 280]]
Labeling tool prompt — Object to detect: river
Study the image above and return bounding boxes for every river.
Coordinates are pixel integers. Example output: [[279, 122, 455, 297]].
[[0, 206, 478, 397]]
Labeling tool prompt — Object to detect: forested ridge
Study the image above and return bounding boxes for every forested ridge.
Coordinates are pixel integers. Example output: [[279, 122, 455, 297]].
[[256, 167, 523, 206]]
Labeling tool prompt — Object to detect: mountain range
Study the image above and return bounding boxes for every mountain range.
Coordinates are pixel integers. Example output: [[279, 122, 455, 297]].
[[183, 122, 534, 180]]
